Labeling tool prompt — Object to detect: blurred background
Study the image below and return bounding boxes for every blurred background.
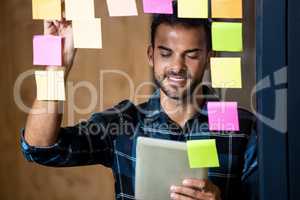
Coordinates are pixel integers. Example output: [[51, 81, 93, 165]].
[[0, 0, 255, 199]]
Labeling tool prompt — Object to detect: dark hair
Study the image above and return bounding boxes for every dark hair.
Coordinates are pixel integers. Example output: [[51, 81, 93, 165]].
[[150, 1, 212, 50]]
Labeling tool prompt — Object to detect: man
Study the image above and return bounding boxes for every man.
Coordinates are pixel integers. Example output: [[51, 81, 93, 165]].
[[20, 2, 258, 200]]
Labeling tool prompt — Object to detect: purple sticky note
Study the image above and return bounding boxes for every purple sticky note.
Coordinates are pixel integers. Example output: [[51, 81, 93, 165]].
[[207, 102, 240, 131], [143, 0, 173, 14], [33, 35, 62, 66]]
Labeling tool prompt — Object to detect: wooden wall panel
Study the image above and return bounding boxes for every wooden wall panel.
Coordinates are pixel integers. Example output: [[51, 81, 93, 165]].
[[0, 0, 151, 200]]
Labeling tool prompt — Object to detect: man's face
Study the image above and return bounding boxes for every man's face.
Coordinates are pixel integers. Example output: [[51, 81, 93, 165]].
[[148, 23, 211, 100]]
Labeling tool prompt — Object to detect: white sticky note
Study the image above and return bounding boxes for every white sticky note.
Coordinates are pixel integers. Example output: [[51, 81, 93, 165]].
[[65, 0, 95, 20], [72, 18, 102, 49], [35, 70, 65, 101], [106, 0, 138, 16]]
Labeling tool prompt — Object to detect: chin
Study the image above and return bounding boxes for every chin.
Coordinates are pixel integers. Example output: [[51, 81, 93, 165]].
[[161, 85, 189, 100], [154, 76, 200, 101]]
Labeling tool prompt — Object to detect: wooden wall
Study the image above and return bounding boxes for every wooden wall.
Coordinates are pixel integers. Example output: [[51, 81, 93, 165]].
[[0, 0, 151, 200]]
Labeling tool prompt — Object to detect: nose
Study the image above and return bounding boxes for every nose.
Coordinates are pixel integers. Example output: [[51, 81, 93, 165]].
[[170, 54, 186, 73]]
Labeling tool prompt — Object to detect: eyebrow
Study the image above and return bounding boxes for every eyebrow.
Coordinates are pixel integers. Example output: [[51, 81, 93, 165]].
[[157, 45, 172, 51], [184, 48, 203, 53], [157, 45, 203, 53]]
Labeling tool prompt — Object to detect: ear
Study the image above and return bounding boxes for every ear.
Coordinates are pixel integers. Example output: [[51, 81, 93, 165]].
[[205, 50, 215, 68], [147, 45, 154, 67]]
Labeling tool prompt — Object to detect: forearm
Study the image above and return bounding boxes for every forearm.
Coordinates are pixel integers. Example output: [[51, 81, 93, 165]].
[[24, 99, 63, 147], [22, 100, 116, 168]]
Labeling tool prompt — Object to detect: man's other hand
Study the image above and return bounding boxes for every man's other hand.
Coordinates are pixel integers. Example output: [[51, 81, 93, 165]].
[[170, 179, 221, 200]]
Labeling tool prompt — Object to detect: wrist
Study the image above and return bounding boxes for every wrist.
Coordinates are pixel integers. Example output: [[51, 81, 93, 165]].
[[45, 66, 64, 71]]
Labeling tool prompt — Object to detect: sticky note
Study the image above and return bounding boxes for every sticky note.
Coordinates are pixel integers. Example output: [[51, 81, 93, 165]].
[[212, 22, 243, 52], [106, 0, 138, 16], [35, 70, 65, 101], [178, 0, 208, 18], [210, 57, 242, 88], [187, 139, 219, 168], [72, 18, 102, 49], [32, 0, 61, 20], [207, 102, 240, 131], [143, 0, 173, 14], [211, 0, 242, 18], [65, 0, 95, 20], [33, 35, 62, 66]]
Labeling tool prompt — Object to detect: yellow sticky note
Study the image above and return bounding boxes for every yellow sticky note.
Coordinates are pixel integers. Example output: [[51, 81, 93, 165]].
[[212, 22, 243, 52], [72, 18, 102, 49], [65, 0, 95, 20], [178, 0, 208, 18], [210, 57, 242, 88], [106, 0, 138, 16], [187, 139, 220, 168], [35, 70, 65, 101], [211, 0, 243, 18], [32, 0, 61, 20]]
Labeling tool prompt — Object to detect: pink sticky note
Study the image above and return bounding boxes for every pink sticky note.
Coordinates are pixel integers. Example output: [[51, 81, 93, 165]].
[[33, 35, 62, 66], [143, 0, 173, 14], [207, 102, 240, 131]]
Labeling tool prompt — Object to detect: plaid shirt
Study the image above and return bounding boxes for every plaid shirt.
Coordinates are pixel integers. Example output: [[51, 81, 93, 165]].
[[20, 87, 258, 200]]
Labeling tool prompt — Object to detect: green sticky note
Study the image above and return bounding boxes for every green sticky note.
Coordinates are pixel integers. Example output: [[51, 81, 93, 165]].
[[187, 139, 220, 168], [212, 22, 243, 52]]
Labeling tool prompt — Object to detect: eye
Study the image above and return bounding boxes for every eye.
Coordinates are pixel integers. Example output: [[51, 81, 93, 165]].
[[160, 50, 172, 57], [186, 51, 201, 59], [161, 53, 171, 57], [186, 53, 198, 59]]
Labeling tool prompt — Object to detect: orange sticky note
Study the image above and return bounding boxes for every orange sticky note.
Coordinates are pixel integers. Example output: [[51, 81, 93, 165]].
[[32, 0, 61, 20], [211, 0, 242, 19]]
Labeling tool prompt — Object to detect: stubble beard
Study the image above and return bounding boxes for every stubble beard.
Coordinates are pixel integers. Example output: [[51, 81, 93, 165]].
[[153, 71, 203, 103]]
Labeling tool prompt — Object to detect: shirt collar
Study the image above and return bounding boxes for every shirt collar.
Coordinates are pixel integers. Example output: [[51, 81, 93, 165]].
[[143, 85, 219, 121]]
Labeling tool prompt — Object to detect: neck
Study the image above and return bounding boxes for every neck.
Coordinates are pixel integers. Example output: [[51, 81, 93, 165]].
[[160, 88, 204, 128]]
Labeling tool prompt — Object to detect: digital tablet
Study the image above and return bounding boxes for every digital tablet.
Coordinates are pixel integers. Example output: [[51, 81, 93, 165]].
[[135, 137, 208, 200]]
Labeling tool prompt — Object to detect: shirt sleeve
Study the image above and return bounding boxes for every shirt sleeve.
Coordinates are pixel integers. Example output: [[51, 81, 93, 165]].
[[20, 100, 135, 168], [241, 124, 259, 200]]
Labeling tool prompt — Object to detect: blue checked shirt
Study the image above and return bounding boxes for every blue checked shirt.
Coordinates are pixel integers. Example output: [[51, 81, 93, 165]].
[[20, 87, 258, 200]]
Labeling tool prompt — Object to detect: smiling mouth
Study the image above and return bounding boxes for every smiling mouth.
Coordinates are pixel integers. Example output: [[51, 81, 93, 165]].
[[167, 75, 187, 86]]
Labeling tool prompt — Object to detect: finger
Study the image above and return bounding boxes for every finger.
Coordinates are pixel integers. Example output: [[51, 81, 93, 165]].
[[170, 186, 205, 199], [61, 18, 71, 28], [183, 179, 207, 190], [54, 20, 60, 27], [44, 20, 54, 29], [198, 192, 216, 200], [170, 192, 195, 200], [44, 20, 57, 35], [62, 10, 66, 19], [61, 0, 67, 20]]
